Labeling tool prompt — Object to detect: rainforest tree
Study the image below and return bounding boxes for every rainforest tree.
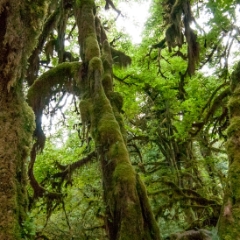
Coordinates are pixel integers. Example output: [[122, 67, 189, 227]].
[[0, 1, 51, 239], [217, 62, 240, 239]]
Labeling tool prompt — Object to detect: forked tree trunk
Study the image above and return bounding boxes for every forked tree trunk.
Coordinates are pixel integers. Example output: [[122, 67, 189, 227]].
[[218, 62, 240, 239], [0, 1, 48, 238], [75, 1, 161, 239]]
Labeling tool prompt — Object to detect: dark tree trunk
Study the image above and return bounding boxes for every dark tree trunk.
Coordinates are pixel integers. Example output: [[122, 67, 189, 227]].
[[0, 1, 48, 238], [218, 62, 240, 239], [0, 81, 35, 239]]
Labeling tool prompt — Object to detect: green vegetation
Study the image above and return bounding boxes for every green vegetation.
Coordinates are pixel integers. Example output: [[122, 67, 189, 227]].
[[1, 0, 240, 239]]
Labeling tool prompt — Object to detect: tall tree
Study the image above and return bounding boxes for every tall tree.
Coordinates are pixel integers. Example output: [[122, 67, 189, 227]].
[[218, 62, 240, 239], [0, 1, 49, 239], [75, 1, 160, 238]]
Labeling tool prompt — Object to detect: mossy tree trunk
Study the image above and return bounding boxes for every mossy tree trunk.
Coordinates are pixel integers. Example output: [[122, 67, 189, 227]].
[[75, 1, 161, 239], [0, 1, 48, 239], [218, 62, 240, 239]]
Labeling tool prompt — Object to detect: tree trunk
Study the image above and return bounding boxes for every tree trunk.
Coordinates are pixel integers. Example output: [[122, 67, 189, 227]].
[[75, 1, 161, 239], [0, 82, 35, 239], [0, 1, 48, 238], [218, 61, 240, 239]]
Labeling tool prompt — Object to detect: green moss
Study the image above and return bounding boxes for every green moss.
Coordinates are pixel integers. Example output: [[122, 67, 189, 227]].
[[71, 61, 81, 76], [109, 92, 123, 112], [226, 140, 240, 163], [102, 73, 112, 93], [231, 62, 240, 91], [107, 141, 129, 163], [228, 162, 240, 199], [85, 35, 100, 61], [228, 97, 240, 117], [111, 47, 131, 68], [102, 40, 113, 70], [98, 119, 122, 143], [113, 162, 136, 185], [165, 24, 176, 49], [27, 62, 81, 108], [226, 117, 240, 137], [3, 1, 49, 89], [218, 61, 240, 239], [89, 57, 103, 73], [80, 99, 91, 119], [76, 0, 95, 7], [0, 83, 35, 239], [232, 86, 240, 96]]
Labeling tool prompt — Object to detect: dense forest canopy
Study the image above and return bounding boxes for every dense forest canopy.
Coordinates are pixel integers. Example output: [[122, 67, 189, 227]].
[[1, 0, 240, 239]]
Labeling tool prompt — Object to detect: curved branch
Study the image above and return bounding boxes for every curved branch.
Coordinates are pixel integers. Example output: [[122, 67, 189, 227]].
[[200, 82, 229, 115], [191, 87, 230, 136], [53, 151, 97, 179], [28, 143, 63, 206], [27, 62, 82, 206], [27, 61, 81, 150]]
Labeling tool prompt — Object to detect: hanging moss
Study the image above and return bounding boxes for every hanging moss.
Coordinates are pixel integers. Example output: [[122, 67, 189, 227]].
[[164, 0, 199, 74], [27, 61, 81, 150], [79, 99, 92, 140], [28, 61, 80, 106], [165, 0, 184, 50], [111, 47, 132, 68], [165, 24, 178, 51]]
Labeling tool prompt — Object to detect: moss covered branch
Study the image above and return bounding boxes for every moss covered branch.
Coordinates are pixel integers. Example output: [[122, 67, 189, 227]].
[[27, 61, 81, 150]]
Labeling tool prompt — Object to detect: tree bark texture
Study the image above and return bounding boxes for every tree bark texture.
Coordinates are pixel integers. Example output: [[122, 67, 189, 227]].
[[75, 1, 161, 239], [0, 1, 48, 238], [218, 61, 240, 239]]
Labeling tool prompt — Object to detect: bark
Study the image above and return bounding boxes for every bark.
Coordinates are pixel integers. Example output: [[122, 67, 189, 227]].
[[218, 61, 240, 239], [0, 0, 48, 238], [0, 82, 35, 239], [75, 1, 161, 239]]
